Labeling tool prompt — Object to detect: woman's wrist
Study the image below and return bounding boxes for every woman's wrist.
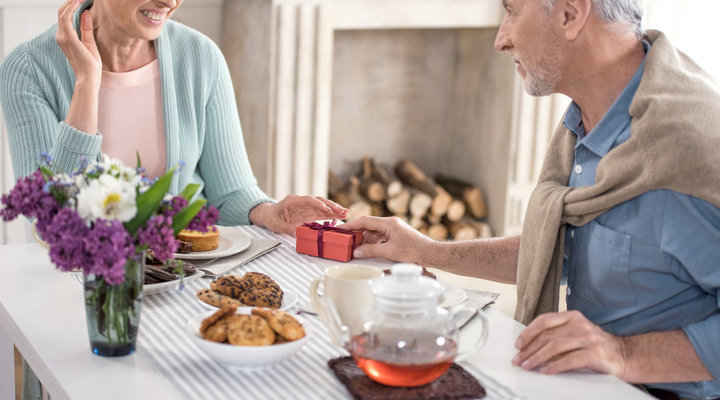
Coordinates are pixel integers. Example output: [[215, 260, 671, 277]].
[[249, 202, 273, 227]]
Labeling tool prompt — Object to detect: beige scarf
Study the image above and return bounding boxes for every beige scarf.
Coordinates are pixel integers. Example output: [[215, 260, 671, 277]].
[[514, 30, 720, 324]]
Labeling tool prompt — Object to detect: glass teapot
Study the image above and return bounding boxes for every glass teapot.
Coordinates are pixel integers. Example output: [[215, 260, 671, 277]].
[[320, 263, 488, 387]]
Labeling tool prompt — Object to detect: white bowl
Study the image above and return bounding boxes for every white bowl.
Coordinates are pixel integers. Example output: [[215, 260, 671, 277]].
[[186, 307, 309, 369]]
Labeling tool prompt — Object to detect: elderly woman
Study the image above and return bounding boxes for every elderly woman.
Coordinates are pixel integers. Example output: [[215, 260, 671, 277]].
[[0, 0, 347, 236], [0, 0, 346, 398]]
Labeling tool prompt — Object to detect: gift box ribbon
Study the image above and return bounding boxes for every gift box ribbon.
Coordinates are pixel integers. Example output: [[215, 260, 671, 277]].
[[303, 220, 357, 258]]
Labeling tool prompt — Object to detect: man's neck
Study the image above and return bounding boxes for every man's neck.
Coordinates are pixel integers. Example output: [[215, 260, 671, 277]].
[[563, 29, 646, 135]]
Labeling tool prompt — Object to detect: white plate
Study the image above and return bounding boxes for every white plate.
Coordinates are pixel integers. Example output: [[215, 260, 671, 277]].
[[144, 270, 205, 296], [174, 226, 251, 260], [197, 290, 299, 311], [439, 284, 467, 309], [186, 307, 309, 369]]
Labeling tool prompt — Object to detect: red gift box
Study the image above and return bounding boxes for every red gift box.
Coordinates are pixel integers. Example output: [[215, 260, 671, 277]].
[[296, 222, 363, 262]]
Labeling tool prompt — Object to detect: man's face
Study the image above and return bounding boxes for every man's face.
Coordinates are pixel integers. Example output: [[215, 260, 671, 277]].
[[494, 0, 564, 96]]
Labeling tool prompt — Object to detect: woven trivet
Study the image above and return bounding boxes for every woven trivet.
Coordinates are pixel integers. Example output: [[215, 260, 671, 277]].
[[328, 356, 486, 400]]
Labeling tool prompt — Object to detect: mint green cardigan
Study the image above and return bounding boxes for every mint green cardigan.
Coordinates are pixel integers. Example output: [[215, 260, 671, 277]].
[[0, 1, 272, 226]]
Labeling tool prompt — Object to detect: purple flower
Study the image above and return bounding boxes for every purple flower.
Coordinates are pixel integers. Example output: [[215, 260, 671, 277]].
[[84, 219, 135, 285], [44, 209, 92, 272], [162, 196, 188, 219], [186, 205, 219, 232], [137, 215, 177, 262], [0, 170, 59, 223]]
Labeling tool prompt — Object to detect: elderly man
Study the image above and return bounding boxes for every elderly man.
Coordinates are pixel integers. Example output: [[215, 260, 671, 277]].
[[342, 0, 720, 398]]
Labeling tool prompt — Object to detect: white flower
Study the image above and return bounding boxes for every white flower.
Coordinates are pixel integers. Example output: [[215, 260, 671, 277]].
[[76, 174, 138, 222]]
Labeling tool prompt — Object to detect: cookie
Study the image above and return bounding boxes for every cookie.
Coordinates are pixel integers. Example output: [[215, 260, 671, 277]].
[[252, 308, 305, 341], [202, 317, 228, 343], [200, 305, 237, 334], [196, 289, 244, 308], [239, 289, 283, 308], [211, 275, 247, 298], [242, 272, 283, 293], [226, 314, 276, 346]]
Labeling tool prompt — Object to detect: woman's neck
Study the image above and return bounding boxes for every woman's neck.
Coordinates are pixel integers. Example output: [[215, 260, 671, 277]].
[[90, 9, 156, 72]]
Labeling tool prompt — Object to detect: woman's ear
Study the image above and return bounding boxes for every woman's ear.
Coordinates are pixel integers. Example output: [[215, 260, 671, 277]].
[[559, 0, 592, 41]]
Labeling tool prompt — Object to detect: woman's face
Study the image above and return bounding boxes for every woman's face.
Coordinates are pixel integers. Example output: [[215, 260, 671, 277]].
[[93, 0, 183, 42]]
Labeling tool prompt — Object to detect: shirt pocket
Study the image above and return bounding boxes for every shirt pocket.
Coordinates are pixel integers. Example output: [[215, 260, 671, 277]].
[[575, 221, 637, 308]]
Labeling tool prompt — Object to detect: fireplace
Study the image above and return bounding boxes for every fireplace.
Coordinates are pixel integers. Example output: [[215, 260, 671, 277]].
[[222, 0, 568, 236]]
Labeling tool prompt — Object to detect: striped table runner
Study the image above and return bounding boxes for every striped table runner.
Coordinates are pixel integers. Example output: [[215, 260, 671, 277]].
[[134, 225, 525, 400]]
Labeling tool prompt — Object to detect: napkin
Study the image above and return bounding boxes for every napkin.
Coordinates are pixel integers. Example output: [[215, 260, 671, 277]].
[[197, 237, 281, 278]]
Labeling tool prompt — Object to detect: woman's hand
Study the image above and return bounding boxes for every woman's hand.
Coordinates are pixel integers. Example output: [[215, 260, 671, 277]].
[[56, 0, 102, 87], [249, 195, 349, 236]]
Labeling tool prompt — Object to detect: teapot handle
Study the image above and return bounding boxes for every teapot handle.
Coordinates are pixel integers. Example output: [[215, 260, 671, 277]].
[[308, 277, 350, 347], [452, 306, 489, 362]]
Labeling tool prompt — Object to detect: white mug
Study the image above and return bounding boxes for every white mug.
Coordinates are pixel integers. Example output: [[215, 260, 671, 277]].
[[309, 265, 384, 340]]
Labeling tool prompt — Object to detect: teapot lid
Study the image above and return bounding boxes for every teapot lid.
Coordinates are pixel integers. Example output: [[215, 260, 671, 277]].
[[370, 264, 445, 312]]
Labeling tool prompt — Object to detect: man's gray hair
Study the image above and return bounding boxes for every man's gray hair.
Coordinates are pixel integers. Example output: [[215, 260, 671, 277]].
[[543, 0, 644, 37]]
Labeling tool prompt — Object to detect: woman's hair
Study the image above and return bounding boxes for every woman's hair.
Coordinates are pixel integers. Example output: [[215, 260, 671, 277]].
[[542, 0, 644, 38]]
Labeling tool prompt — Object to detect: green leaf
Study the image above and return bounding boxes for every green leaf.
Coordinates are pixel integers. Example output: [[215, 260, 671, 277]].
[[124, 167, 176, 236], [172, 199, 207, 236], [178, 183, 200, 201], [39, 166, 53, 181], [136, 152, 142, 169]]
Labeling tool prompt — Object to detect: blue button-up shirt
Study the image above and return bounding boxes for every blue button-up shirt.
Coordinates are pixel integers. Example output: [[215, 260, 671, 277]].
[[562, 42, 720, 399]]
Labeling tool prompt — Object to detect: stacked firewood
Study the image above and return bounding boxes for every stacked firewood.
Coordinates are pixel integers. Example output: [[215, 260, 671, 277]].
[[328, 157, 493, 241]]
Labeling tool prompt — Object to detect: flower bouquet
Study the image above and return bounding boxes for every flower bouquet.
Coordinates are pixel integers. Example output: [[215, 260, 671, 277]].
[[0, 153, 218, 356]]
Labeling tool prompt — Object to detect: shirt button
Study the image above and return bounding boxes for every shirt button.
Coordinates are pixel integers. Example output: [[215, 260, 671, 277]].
[[574, 164, 583, 175], [567, 287, 572, 296], [570, 229, 575, 238]]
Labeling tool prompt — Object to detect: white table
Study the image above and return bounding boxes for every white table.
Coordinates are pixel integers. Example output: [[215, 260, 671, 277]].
[[0, 228, 652, 400]]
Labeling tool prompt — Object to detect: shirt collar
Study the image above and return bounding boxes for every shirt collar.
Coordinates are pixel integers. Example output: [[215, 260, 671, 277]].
[[563, 41, 650, 156]]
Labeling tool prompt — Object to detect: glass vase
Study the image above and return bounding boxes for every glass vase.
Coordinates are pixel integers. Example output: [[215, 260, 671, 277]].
[[83, 252, 144, 356]]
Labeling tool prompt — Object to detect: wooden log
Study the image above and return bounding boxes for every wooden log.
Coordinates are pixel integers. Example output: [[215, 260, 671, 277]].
[[370, 202, 387, 217], [408, 190, 432, 218], [359, 180, 386, 203], [426, 223, 449, 241], [386, 188, 410, 216], [395, 160, 437, 194], [463, 217, 493, 238], [385, 180, 403, 199], [435, 175, 488, 219], [409, 215, 427, 230], [332, 176, 372, 222], [429, 185, 452, 218], [446, 219, 477, 241], [328, 170, 346, 197], [362, 157, 402, 199], [427, 213, 441, 225], [445, 199, 466, 222], [395, 160, 452, 217], [346, 202, 372, 222]]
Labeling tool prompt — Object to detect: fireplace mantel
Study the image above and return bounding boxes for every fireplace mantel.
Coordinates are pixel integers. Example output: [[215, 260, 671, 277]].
[[223, 0, 567, 236]]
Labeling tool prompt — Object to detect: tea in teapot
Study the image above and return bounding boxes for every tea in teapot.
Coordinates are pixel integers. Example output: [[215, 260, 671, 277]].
[[317, 263, 488, 387]]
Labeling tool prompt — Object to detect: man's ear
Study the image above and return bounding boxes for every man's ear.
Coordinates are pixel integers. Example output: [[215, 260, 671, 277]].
[[559, 0, 591, 41]]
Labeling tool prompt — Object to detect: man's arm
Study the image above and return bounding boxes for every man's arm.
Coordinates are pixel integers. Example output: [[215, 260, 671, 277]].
[[340, 216, 521, 284], [513, 310, 714, 382]]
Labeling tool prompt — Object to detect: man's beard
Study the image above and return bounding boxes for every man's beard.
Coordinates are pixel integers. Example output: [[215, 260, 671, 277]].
[[522, 57, 561, 97]]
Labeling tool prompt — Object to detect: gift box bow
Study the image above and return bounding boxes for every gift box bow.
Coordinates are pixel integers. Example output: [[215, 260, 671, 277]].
[[303, 220, 359, 258]]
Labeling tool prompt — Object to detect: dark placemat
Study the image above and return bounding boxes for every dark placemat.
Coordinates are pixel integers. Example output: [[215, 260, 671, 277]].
[[328, 356, 486, 400]]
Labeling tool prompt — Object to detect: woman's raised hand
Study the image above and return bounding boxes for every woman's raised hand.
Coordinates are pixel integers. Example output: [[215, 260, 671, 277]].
[[55, 0, 102, 86]]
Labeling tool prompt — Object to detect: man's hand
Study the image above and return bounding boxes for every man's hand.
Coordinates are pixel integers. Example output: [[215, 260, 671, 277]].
[[249, 195, 348, 236], [339, 216, 435, 264], [512, 310, 628, 377]]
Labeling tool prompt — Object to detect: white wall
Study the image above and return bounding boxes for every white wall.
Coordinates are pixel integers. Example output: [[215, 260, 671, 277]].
[[644, 0, 720, 80]]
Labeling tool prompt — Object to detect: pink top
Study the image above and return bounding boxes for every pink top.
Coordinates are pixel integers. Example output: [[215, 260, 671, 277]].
[[98, 59, 166, 179]]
